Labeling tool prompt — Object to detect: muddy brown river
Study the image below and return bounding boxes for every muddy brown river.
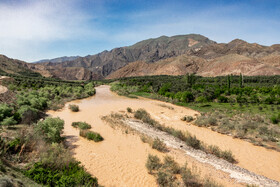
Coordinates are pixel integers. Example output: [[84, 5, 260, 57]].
[[48, 85, 280, 186]]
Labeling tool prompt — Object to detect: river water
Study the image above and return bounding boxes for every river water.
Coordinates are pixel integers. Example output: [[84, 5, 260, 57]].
[[47, 85, 280, 186]]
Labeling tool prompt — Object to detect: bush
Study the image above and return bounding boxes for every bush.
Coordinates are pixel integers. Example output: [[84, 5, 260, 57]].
[[220, 150, 236, 163], [271, 115, 279, 124], [185, 135, 201, 149], [156, 170, 176, 187], [35, 117, 64, 143], [181, 164, 201, 187], [152, 138, 168, 152], [208, 117, 218, 126], [134, 109, 158, 126], [24, 161, 98, 186], [146, 154, 162, 173], [80, 130, 103, 142], [162, 156, 180, 174], [69, 104, 79, 112], [1, 116, 17, 126], [207, 145, 221, 158], [127, 107, 132, 113], [185, 116, 194, 122], [17, 105, 39, 124], [72, 122, 91, 130], [0, 104, 13, 121]]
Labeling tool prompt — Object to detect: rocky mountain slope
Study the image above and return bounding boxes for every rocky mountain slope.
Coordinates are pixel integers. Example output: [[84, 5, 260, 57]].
[[2, 34, 280, 80], [33, 56, 80, 63], [30, 34, 215, 80], [0, 55, 40, 76], [108, 39, 280, 79]]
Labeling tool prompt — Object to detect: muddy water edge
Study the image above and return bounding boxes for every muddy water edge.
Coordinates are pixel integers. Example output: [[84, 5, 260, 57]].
[[47, 85, 280, 186]]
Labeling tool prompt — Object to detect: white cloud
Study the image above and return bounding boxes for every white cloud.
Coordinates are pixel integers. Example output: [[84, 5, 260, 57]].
[[0, 0, 102, 61]]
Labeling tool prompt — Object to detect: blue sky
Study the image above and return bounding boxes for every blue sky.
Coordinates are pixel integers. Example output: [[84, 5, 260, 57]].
[[0, 0, 279, 62]]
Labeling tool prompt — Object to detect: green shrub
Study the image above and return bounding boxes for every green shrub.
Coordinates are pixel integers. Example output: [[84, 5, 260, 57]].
[[1, 116, 17, 126], [72, 122, 91, 130], [220, 150, 236, 163], [156, 169, 176, 187], [0, 104, 13, 121], [195, 116, 208, 127], [162, 156, 180, 174], [208, 117, 217, 126], [127, 107, 132, 113], [185, 135, 201, 149], [152, 138, 168, 152], [80, 130, 103, 142], [207, 145, 221, 158], [146, 154, 162, 173], [181, 165, 201, 187], [271, 115, 279, 124], [24, 162, 98, 186], [185, 116, 194, 122], [69, 104, 79, 112], [134, 109, 158, 126], [17, 105, 39, 124], [35, 117, 64, 143]]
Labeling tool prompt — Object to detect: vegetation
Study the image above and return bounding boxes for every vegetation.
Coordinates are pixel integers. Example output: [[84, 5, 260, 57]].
[[152, 138, 168, 152], [72, 121, 91, 130], [146, 154, 222, 187], [134, 109, 236, 163], [80, 130, 104, 142], [127, 107, 133, 113], [0, 74, 98, 186], [109, 74, 280, 149], [69, 104, 79, 112]]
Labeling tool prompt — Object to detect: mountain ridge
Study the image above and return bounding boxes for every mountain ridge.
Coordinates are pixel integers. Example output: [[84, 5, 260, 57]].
[[1, 34, 280, 80]]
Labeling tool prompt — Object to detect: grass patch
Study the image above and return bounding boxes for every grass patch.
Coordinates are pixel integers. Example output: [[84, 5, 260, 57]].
[[72, 121, 91, 130], [80, 130, 103, 142], [69, 104, 79, 112]]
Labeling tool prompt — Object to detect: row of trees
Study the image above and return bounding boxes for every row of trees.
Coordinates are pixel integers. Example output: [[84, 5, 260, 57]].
[[112, 74, 280, 104]]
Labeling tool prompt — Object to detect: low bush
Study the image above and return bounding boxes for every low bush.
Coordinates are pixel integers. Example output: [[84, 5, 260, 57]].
[[69, 104, 79, 112], [134, 109, 158, 126], [185, 116, 194, 122], [127, 107, 132, 113], [162, 156, 180, 174], [207, 145, 221, 158], [146, 154, 162, 173], [156, 169, 176, 187], [35, 117, 64, 143], [185, 135, 201, 149], [24, 162, 98, 186], [220, 150, 236, 163], [72, 122, 91, 130], [1, 116, 17, 126], [80, 130, 103, 142], [181, 116, 194, 122], [152, 138, 168, 152]]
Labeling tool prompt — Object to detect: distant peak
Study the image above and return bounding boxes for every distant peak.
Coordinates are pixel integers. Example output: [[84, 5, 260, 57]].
[[229, 39, 247, 44]]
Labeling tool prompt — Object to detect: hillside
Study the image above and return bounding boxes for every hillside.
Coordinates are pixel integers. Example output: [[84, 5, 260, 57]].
[[108, 39, 280, 79], [30, 34, 215, 80], [33, 56, 80, 63], [0, 55, 40, 77], [2, 34, 280, 80]]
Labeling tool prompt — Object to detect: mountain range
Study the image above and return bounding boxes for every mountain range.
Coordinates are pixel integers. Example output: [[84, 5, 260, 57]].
[[1, 34, 280, 80]]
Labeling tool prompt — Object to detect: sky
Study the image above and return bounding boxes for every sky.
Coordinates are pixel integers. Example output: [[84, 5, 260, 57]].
[[0, 0, 279, 62]]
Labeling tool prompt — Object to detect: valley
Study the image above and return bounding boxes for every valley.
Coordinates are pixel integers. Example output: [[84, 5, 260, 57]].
[[47, 85, 280, 186]]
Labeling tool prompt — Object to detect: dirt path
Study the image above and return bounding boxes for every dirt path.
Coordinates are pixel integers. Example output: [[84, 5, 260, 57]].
[[0, 85, 7, 94], [47, 85, 280, 186]]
